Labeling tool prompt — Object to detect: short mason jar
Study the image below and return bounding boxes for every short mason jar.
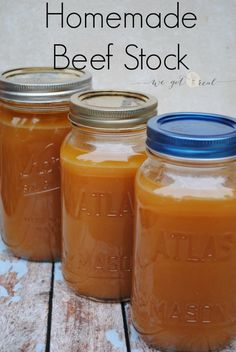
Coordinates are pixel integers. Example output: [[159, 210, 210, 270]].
[[61, 90, 158, 302], [131, 113, 236, 352], [0, 67, 92, 261]]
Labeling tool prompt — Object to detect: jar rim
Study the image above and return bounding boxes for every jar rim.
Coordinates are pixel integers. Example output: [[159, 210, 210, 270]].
[[147, 147, 236, 166], [147, 112, 236, 160], [0, 67, 92, 104], [69, 90, 158, 128]]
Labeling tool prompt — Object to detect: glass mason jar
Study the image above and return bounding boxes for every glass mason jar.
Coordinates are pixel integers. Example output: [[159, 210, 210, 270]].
[[131, 113, 236, 352], [0, 67, 92, 261], [61, 90, 158, 302]]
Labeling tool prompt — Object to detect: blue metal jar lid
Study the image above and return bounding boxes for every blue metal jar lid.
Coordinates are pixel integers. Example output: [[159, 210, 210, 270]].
[[147, 112, 236, 159]]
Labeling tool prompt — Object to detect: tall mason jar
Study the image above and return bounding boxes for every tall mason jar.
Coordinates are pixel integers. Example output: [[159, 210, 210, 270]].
[[61, 90, 158, 302], [0, 67, 92, 261], [132, 113, 236, 352]]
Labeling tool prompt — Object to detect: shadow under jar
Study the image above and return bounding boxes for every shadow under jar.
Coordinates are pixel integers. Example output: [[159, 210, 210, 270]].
[[61, 90, 158, 302], [0, 67, 92, 261], [132, 113, 236, 352]]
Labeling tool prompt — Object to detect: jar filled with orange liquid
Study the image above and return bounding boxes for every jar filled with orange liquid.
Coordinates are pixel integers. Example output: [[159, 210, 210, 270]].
[[61, 90, 158, 302], [0, 67, 92, 261], [132, 112, 236, 352]]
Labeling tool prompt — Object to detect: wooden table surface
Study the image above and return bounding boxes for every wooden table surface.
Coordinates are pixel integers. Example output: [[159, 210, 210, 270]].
[[1, 237, 236, 352]]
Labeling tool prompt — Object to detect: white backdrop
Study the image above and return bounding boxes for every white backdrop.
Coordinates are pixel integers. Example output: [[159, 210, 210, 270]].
[[0, 0, 235, 116]]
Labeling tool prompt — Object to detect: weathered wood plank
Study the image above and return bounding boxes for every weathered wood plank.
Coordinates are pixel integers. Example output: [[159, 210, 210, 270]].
[[0, 237, 52, 352], [50, 262, 127, 352], [125, 304, 236, 352]]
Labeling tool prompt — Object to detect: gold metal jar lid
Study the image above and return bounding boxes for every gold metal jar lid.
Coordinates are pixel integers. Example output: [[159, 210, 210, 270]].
[[0, 67, 92, 104], [69, 90, 158, 128]]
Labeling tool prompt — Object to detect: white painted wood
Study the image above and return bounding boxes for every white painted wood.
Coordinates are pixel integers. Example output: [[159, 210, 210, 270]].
[[2, 237, 236, 352], [0, 237, 51, 352], [50, 262, 127, 352]]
